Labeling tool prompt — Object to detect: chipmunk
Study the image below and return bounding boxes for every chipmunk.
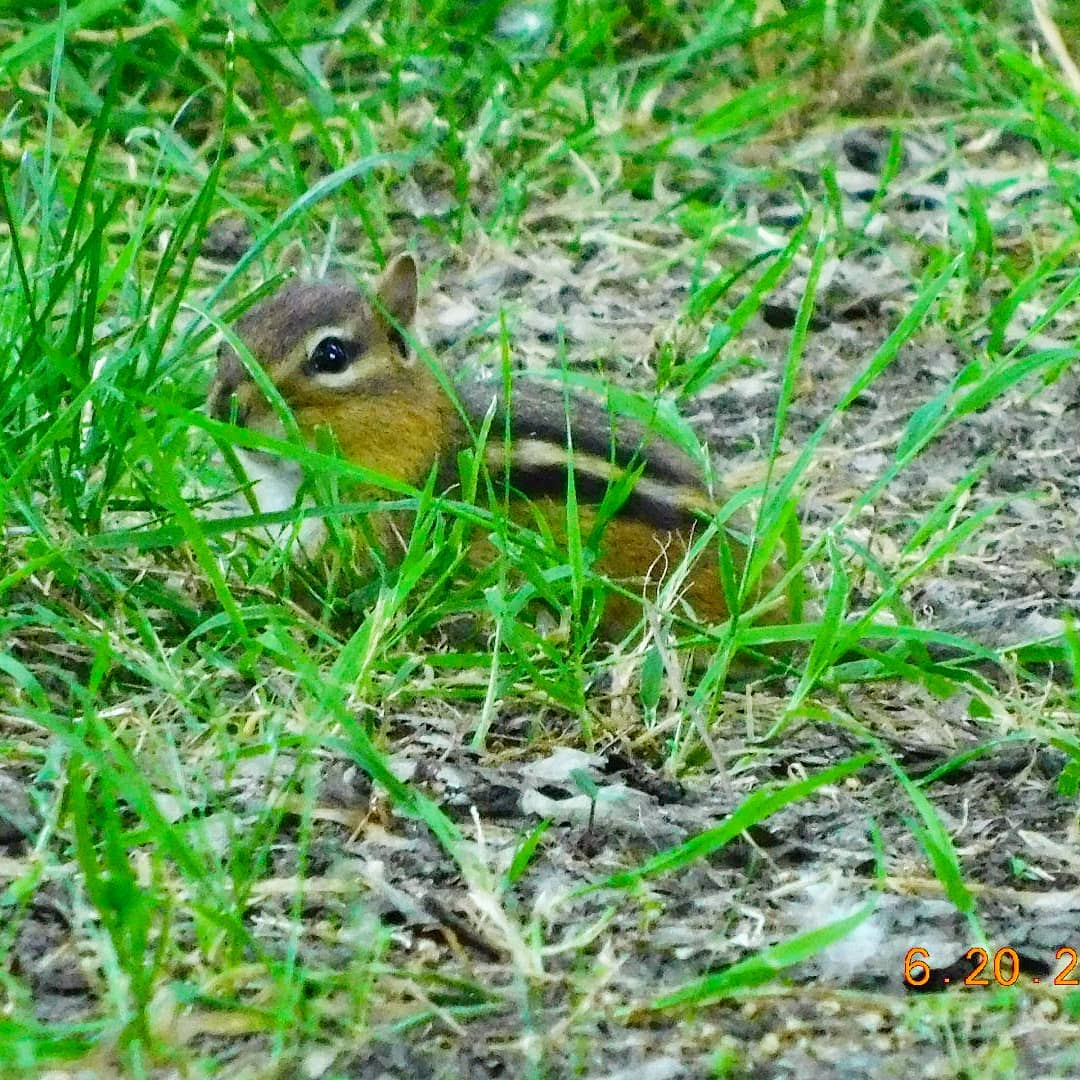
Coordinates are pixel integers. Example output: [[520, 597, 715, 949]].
[[208, 253, 787, 637]]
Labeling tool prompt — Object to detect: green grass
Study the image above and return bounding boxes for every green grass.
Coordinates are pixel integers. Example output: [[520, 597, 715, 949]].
[[2, 1, 1079, 1075]]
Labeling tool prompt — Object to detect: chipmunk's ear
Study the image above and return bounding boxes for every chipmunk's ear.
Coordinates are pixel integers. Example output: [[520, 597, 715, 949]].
[[376, 252, 418, 329]]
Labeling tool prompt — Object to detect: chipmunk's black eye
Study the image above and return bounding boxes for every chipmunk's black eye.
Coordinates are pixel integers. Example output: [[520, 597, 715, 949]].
[[308, 336, 354, 375]]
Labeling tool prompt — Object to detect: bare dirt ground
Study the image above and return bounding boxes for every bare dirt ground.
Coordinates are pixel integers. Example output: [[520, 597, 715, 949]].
[[7, 123, 1078, 1076], [349, 122, 1079, 1076]]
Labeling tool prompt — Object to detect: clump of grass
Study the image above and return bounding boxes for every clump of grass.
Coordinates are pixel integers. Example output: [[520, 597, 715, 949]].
[[1, 1, 1078, 1074]]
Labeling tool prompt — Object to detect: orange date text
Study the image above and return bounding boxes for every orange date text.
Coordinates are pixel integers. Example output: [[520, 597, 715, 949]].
[[903, 946, 1078, 989]]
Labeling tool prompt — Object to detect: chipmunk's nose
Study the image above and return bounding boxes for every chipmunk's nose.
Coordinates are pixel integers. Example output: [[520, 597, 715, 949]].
[[209, 342, 248, 424], [209, 385, 249, 425], [208, 378, 247, 424]]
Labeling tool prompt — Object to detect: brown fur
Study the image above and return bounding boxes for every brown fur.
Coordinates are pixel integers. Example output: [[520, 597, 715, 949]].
[[464, 498, 779, 637], [297, 388, 456, 485]]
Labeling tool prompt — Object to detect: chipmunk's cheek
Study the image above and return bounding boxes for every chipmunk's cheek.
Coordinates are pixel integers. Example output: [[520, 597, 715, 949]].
[[236, 451, 303, 516], [244, 410, 288, 443], [234, 449, 327, 556]]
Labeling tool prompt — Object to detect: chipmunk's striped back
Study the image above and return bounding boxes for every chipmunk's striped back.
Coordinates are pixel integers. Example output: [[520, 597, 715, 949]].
[[453, 379, 715, 531]]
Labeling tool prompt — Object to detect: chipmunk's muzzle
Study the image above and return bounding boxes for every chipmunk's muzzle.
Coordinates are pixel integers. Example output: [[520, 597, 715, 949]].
[[209, 341, 251, 425]]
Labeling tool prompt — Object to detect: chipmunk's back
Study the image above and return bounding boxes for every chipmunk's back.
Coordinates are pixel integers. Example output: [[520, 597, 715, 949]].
[[454, 378, 715, 530]]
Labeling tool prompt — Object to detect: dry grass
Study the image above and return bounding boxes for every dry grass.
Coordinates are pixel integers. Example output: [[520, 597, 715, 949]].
[[1, 2, 1078, 1076]]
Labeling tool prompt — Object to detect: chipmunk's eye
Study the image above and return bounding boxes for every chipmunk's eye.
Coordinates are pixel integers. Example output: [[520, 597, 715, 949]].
[[307, 336, 354, 375]]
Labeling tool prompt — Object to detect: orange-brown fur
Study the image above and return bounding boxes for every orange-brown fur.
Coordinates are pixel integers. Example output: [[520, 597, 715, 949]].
[[297, 388, 456, 487], [476, 498, 776, 637]]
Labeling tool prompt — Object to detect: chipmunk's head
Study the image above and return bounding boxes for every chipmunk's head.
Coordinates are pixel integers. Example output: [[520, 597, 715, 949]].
[[209, 253, 420, 440], [209, 252, 454, 544]]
